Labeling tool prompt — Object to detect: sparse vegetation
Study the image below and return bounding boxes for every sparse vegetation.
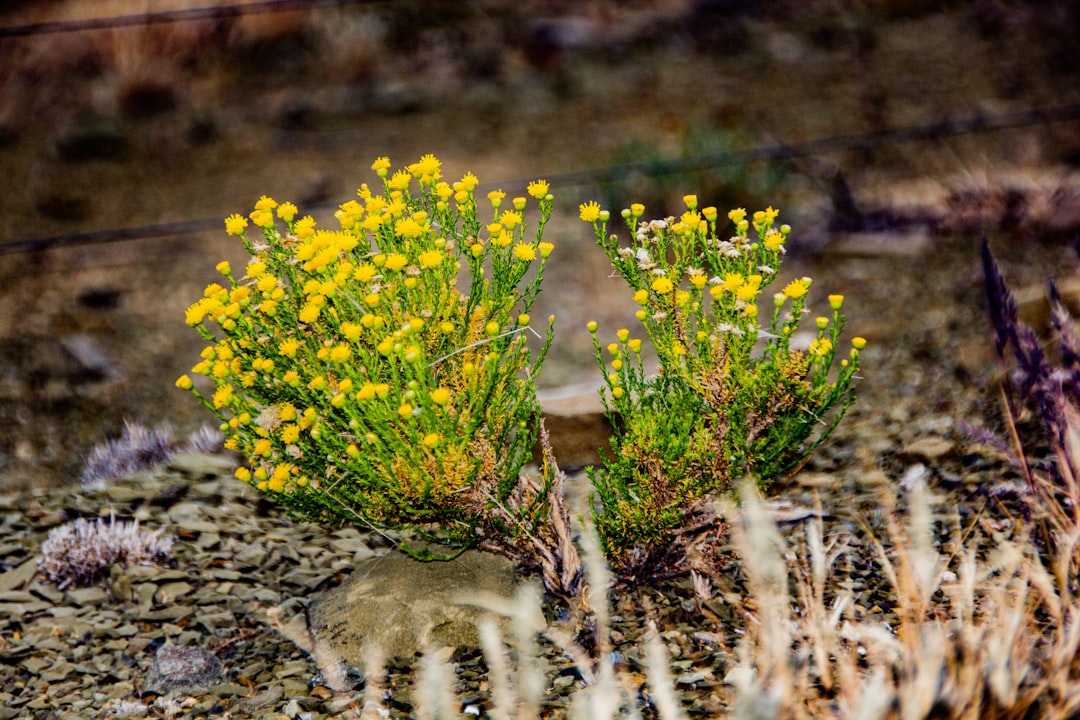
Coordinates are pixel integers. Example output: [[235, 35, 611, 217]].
[[581, 199, 862, 583]]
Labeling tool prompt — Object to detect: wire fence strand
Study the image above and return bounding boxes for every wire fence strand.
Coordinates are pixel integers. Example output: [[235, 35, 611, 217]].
[[0, 0, 384, 39], [3, 101, 1079, 256]]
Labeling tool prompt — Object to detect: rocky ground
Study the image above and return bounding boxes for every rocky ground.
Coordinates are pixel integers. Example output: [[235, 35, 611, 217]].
[[0, 428, 1024, 720]]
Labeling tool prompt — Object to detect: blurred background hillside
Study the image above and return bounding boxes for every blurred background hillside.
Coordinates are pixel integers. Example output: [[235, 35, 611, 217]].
[[1, 0, 1079, 490]]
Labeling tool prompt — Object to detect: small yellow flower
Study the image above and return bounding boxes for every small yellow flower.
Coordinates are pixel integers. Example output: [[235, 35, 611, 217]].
[[486, 321, 500, 336], [356, 382, 376, 401], [852, 337, 867, 350], [612, 387, 625, 399], [630, 203, 645, 216], [745, 304, 758, 318], [500, 210, 523, 229], [457, 172, 479, 191], [579, 201, 602, 223], [487, 189, 506, 208], [330, 345, 351, 363], [394, 217, 424, 239], [295, 216, 316, 238], [816, 317, 829, 330], [763, 230, 784, 251], [518, 313, 530, 325], [423, 433, 441, 448], [430, 387, 450, 405], [384, 253, 409, 271], [354, 264, 377, 282], [728, 208, 746, 224], [398, 403, 414, 418], [633, 289, 649, 305], [280, 425, 300, 444], [249, 208, 274, 228], [185, 300, 208, 326], [829, 294, 844, 310], [617, 328, 630, 342], [783, 278, 811, 299], [212, 384, 233, 408], [683, 194, 698, 209], [512, 243, 536, 262], [418, 250, 444, 268], [299, 304, 320, 323], [651, 277, 674, 294], [628, 338, 642, 353], [235, 467, 251, 482], [736, 284, 758, 302], [539, 241, 554, 258], [175, 375, 193, 390], [410, 153, 441, 179], [224, 214, 248, 236], [277, 202, 298, 222], [388, 170, 412, 191], [216, 261, 231, 276], [527, 179, 549, 199], [255, 195, 278, 211], [341, 323, 362, 342], [371, 156, 391, 176], [587, 320, 598, 333]]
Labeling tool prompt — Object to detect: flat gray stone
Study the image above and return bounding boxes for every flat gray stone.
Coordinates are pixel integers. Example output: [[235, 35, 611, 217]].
[[142, 644, 223, 696], [307, 549, 517, 665]]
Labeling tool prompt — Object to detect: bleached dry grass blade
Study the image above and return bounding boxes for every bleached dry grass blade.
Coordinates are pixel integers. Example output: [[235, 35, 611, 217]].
[[415, 645, 457, 720], [360, 645, 388, 720], [644, 631, 688, 720], [479, 619, 513, 720], [848, 669, 893, 720]]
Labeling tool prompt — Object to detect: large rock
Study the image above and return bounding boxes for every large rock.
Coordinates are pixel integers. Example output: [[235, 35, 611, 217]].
[[306, 549, 518, 665]]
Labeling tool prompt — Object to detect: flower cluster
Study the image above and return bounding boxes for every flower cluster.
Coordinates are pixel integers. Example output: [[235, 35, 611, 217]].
[[581, 198, 864, 578], [178, 155, 558, 558]]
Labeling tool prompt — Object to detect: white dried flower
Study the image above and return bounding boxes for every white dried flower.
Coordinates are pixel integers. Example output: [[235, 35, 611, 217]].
[[80, 421, 178, 488], [716, 323, 744, 336], [39, 514, 175, 590], [185, 424, 226, 455]]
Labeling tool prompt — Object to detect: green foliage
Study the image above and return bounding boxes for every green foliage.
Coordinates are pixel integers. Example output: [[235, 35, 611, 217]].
[[177, 156, 558, 559], [580, 198, 864, 574]]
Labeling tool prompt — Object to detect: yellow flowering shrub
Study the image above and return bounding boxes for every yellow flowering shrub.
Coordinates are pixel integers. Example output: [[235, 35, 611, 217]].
[[179, 155, 560, 562], [581, 197, 864, 582]]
